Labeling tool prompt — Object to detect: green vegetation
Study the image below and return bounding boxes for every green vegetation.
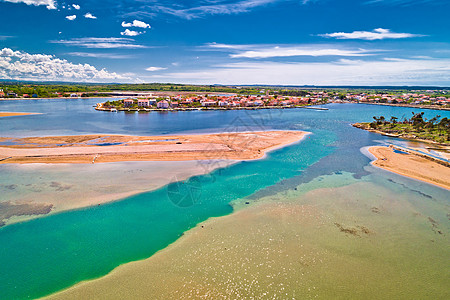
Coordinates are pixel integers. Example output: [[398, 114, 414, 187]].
[[278, 90, 309, 97], [0, 82, 269, 98], [0, 83, 112, 98], [368, 112, 450, 144], [103, 100, 124, 108]]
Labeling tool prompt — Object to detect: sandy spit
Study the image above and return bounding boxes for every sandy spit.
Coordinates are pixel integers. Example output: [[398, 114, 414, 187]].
[[368, 146, 450, 190]]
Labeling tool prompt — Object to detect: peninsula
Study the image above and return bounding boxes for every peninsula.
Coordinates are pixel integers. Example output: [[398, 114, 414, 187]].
[[353, 112, 450, 145], [353, 113, 450, 189]]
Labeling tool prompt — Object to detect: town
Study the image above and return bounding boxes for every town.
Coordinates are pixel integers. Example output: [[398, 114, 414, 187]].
[[96, 92, 328, 111], [95, 89, 450, 112], [0, 83, 449, 110], [336, 91, 450, 107]]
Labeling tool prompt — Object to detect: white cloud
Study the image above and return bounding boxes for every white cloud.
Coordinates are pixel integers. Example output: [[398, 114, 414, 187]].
[[145, 66, 167, 71], [84, 12, 97, 19], [120, 29, 144, 36], [72, 4, 80, 10], [67, 52, 133, 59], [232, 47, 372, 58], [207, 43, 249, 50], [121, 20, 151, 29], [206, 43, 375, 58], [319, 28, 423, 40], [145, 58, 450, 86], [145, 0, 284, 20], [66, 15, 77, 21], [410, 55, 433, 60], [52, 37, 147, 49], [0, 47, 127, 82], [1, 0, 56, 10]]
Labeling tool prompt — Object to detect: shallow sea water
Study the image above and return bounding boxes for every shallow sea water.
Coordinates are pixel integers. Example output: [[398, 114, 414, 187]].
[[48, 170, 449, 300]]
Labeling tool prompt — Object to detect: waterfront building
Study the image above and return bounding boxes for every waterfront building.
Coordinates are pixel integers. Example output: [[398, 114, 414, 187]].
[[137, 99, 150, 107], [123, 99, 134, 107], [157, 100, 169, 109], [202, 100, 217, 107]]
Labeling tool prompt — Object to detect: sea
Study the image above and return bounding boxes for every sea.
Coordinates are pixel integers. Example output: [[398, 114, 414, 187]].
[[0, 98, 448, 299]]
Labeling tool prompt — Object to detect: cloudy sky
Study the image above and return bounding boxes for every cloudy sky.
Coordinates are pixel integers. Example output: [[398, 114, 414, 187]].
[[0, 0, 449, 85]]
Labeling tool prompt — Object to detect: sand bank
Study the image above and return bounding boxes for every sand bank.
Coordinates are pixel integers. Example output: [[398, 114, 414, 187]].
[[369, 146, 450, 190], [0, 160, 234, 227], [0, 112, 38, 117], [0, 131, 307, 164], [45, 179, 450, 299]]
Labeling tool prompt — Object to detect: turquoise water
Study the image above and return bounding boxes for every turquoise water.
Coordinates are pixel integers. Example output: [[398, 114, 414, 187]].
[[0, 100, 449, 299]]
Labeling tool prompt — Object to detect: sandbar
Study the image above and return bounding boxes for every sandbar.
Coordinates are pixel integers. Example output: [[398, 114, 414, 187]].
[[369, 146, 450, 190], [0, 112, 39, 117], [0, 160, 234, 227], [0, 131, 308, 164]]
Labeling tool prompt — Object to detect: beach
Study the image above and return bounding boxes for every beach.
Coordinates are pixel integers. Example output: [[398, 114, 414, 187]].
[[368, 146, 450, 190], [0, 131, 307, 164]]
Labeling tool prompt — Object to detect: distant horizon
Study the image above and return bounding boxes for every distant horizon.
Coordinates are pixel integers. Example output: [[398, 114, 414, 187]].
[[1, 79, 449, 90]]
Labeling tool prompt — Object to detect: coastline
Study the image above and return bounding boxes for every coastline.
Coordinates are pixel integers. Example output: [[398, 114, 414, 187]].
[[368, 146, 450, 190], [356, 102, 450, 111], [95, 104, 327, 113], [352, 122, 450, 146], [0, 131, 308, 164]]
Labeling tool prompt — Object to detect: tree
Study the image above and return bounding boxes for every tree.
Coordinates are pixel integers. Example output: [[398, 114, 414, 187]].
[[438, 117, 449, 139], [410, 112, 425, 130], [389, 116, 398, 128], [426, 115, 440, 131], [373, 116, 386, 125]]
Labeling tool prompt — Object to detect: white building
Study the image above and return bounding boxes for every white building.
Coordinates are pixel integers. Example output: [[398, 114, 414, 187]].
[[138, 99, 150, 107], [157, 100, 169, 109]]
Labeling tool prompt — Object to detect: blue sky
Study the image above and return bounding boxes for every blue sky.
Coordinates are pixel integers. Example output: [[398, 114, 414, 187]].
[[0, 0, 449, 85]]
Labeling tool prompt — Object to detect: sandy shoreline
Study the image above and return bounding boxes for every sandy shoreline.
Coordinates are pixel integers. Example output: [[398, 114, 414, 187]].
[[359, 102, 450, 111], [0, 131, 307, 164], [368, 146, 450, 190], [0, 112, 39, 117]]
